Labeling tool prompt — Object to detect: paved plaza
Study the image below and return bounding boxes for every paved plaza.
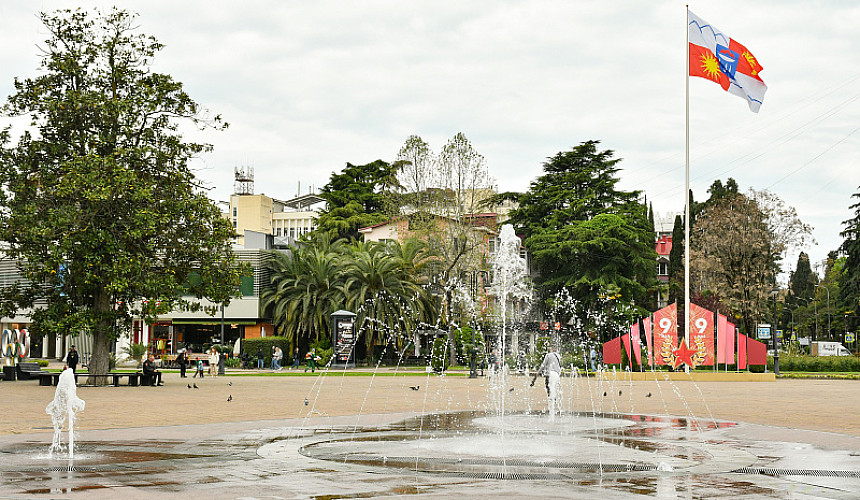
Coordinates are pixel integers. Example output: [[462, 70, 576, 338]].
[[1, 368, 860, 499]]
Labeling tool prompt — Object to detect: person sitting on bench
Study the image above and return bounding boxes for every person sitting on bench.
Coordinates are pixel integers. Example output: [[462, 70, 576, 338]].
[[142, 355, 164, 386]]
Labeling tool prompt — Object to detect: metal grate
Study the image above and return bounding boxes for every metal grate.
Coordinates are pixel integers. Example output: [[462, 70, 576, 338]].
[[733, 467, 860, 478]]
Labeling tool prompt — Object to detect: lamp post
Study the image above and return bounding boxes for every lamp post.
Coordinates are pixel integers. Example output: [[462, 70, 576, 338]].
[[771, 284, 779, 376], [815, 284, 831, 341]]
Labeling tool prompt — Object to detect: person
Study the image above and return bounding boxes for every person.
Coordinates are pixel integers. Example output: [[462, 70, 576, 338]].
[[65, 345, 80, 374], [291, 347, 301, 369], [516, 351, 526, 373], [193, 358, 205, 378], [208, 347, 219, 377], [177, 349, 188, 378], [256, 347, 265, 369], [488, 348, 500, 374], [531, 346, 562, 398], [272, 346, 283, 370], [304, 348, 317, 373], [589, 346, 598, 372], [142, 355, 164, 386]]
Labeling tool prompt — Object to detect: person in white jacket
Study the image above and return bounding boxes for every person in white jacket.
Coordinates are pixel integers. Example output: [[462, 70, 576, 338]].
[[531, 346, 562, 417]]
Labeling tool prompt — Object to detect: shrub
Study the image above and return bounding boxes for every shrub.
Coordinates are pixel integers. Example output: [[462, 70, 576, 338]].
[[430, 336, 450, 372], [242, 336, 290, 368], [122, 342, 148, 368]]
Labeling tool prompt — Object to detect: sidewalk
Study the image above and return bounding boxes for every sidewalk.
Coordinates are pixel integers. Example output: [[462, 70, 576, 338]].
[[6, 367, 860, 437]]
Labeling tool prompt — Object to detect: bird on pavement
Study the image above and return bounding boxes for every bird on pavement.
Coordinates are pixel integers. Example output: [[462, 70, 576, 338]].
[[646, 392, 652, 398], [227, 395, 232, 402], [304, 398, 309, 406], [187, 384, 192, 389], [409, 385, 420, 391], [228, 381, 232, 386], [193, 383, 199, 389]]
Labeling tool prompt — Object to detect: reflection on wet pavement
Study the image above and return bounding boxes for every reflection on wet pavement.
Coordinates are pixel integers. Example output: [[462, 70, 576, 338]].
[[0, 411, 859, 499]]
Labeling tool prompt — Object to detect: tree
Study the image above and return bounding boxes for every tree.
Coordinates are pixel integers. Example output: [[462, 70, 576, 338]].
[[262, 234, 346, 351], [840, 187, 860, 335], [316, 160, 400, 241], [0, 9, 243, 378], [690, 189, 812, 334], [668, 215, 685, 304], [495, 141, 655, 329]]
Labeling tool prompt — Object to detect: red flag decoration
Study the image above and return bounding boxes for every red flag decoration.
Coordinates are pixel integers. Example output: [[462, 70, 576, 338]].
[[653, 303, 678, 365], [629, 325, 642, 365], [688, 303, 714, 366], [726, 321, 735, 365], [688, 10, 767, 112], [643, 317, 653, 366], [738, 333, 748, 369], [717, 313, 728, 364], [603, 336, 622, 365]]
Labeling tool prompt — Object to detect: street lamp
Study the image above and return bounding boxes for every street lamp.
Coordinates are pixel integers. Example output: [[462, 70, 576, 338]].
[[771, 285, 779, 376], [815, 284, 831, 340]]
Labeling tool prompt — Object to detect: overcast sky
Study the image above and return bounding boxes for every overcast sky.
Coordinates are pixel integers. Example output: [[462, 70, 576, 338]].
[[2, 1, 858, 276]]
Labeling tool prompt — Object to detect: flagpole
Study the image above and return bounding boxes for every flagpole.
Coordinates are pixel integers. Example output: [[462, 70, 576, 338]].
[[684, 5, 692, 359]]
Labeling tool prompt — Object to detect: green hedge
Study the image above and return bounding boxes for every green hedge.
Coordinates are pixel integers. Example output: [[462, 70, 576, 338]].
[[769, 353, 860, 372], [241, 336, 291, 367]]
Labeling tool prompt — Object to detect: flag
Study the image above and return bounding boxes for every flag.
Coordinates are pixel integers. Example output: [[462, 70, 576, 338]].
[[688, 10, 767, 112]]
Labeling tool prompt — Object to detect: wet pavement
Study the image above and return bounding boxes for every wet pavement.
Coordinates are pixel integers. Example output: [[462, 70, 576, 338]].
[[1, 409, 859, 499], [3, 371, 860, 499]]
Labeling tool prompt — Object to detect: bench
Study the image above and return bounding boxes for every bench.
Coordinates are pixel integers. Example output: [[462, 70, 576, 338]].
[[16, 362, 50, 380], [39, 371, 140, 387]]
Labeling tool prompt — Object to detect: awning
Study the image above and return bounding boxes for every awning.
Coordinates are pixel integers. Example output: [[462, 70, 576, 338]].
[[170, 319, 258, 326]]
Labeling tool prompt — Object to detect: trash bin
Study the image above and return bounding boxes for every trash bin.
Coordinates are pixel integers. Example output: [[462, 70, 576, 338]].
[[3, 365, 16, 381]]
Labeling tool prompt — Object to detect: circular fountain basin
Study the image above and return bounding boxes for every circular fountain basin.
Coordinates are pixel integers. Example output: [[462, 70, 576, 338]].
[[293, 411, 758, 479]]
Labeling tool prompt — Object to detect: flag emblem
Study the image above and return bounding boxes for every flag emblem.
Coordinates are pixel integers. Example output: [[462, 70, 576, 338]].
[[688, 10, 767, 112]]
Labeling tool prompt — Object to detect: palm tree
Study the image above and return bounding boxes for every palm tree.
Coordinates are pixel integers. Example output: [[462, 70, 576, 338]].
[[342, 239, 435, 360], [262, 235, 345, 350]]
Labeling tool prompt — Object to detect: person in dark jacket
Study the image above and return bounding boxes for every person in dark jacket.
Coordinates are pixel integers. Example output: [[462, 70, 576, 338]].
[[66, 346, 80, 373], [142, 355, 163, 386], [177, 349, 188, 378]]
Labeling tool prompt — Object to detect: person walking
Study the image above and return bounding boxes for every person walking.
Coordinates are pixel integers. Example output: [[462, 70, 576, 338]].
[[256, 347, 265, 369], [177, 349, 188, 378], [272, 346, 283, 370], [291, 347, 301, 369], [304, 348, 318, 373], [65, 345, 80, 374], [531, 346, 562, 417]]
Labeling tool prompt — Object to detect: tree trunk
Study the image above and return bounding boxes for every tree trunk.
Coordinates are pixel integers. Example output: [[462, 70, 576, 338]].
[[87, 289, 113, 385]]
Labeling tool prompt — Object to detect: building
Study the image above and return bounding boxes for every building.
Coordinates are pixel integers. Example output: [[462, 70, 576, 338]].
[[225, 167, 324, 247]]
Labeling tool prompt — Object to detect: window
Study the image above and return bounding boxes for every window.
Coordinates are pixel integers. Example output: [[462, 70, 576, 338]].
[[232, 207, 237, 217], [657, 262, 668, 276]]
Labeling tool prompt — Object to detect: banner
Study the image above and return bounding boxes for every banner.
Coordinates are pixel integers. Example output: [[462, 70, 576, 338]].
[[717, 313, 728, 364], [603, 336, 622, 364], [726, 321, 735, 365], [643, 317, 653, 366], [738, 333, 747, 369], [629, 325, 642, 365], [688, 303, 715, 366], [653, 303, 678, 365]]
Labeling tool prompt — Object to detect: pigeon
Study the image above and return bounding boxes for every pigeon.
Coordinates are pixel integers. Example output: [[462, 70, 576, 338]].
[[509, 387, 515, 392], [304, 398, 309, 406], [603, 391, 607, 397], [187, 384, 192, 389], [619, 390, 622, 396], [409, 385, 420, 391], [646, 392, 652, 398], [227, 395, 232, 402], [228, 381, 232, 386], [193, 383, 199, 389]]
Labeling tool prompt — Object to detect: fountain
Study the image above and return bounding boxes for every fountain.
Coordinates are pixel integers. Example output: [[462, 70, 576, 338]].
[[45, 369, 85, 459]]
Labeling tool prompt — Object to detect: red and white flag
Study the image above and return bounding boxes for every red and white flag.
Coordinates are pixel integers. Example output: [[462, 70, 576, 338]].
[[688, 10, 767, 112]]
